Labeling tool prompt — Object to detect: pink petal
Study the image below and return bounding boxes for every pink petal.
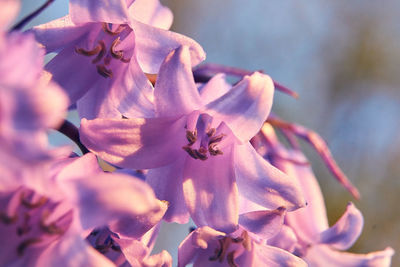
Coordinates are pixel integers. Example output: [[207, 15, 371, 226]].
[[80, 116, 187, 169], [146, 157, 190, 224], [108, 201, 167, 239], [63, 172, 164, 230], [278, 149, 330, 244], [239, 207, 286, 240], [236, 242, 307, 267], [129, 19, 205, 74], [154, 46, 202, 117], [206, 72, 274, 142], [234, 143, 306, 211], [198, 73, 231, 104], [129, 0, 173, 29], [36, 232, 115, 267], [304, 245, 394, 267], [0, 0, 19, 30], [183, 146, 239, 233], [318, 202, 363, 250], [69, 0, 130, 24], [178, 226, 226, 267], [267, 225, 298, 253], [31, 15, 89, 53]]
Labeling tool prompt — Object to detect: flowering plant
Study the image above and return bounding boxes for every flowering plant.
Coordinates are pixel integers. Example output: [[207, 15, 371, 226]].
[[0, 0, 394, 266]]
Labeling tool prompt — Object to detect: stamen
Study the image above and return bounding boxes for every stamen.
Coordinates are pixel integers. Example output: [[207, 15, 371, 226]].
[[102, 23, 126, 36], [20, 193, 48, 209], [227, 251, 238, 267], [0, 211, 17, 224], [195, 147, 208, 161], [96, 64, 113, 78], [17, 238, 42, 256], [186, 130, 198, 145], [16, 213, 31, 236], [75, 44, 101, 56], [183, 146, 200, 160], [209, 134, 225, 145], [91, 40, 106, 64], [207, 128, 216, 137], [110, 37, 123, 59], [209, 143, 223, 156]]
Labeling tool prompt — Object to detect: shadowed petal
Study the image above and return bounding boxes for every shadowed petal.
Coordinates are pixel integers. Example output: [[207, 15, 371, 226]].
[[234, 143, 305, 211], [198, 73, 231, 104], [267, 225, 298, 253], [31, 15, 89, 53], [239, 207, 286, 240], [147, 156, 190, 224], [0, 32, 44, 88], [318, 202, 363, 250], [45, 44, 101, 104], [109, 201, 167, 239], [129, 19, 205, 74], [278, 149, 329, 244], [183, 146, 238, 233], [129, 0, 173, 29], [178, 226, 226, 267], [236, 242, 307, 267], [304, 245, 394, 267], [36, 232, 115, 267], [63, 173, 163, 230], [70, 0, 129, 24], [206, 72, 274, 142], [154, 46, 202, 117], [80, 116, 186, 169]]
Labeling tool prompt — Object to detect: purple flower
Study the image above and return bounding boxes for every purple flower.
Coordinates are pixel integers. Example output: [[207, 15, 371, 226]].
[[0, 31, 68, 163], [80, 46, 305, 233], [256, 125, 394, 266], [32, 0, 205, 119], [178, 224, 307, 267], [0, 153, 167, 266]]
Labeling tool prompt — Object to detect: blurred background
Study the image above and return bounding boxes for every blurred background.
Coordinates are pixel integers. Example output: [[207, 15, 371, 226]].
[[18, 0, 400, 265]]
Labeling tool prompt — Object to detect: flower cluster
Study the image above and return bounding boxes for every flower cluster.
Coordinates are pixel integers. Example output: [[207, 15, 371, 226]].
[[0, 0, 394, 266]]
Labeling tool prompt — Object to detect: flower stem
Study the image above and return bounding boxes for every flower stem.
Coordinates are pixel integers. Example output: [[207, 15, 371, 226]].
[[10, 0, 55, 31], [57, 120, 90, 155]]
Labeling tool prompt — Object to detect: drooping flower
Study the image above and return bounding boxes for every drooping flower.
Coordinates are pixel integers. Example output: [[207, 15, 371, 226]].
[[0, 29, 69, 163], [0, 153, 167, 266], [31, 0, 205, 119], [80, 45, 305, 233], [254, 124, 395, 266], [178, 219, 307, 267]]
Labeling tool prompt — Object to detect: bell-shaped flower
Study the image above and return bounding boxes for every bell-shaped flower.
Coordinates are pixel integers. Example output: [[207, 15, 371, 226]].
[[0, 30, 68, 163], [178, 219, 307, 267], [31, 0, 205, 119], [0, 153, 167, 266], [80, 45, 305, 233], [257, 125, 394, 266]]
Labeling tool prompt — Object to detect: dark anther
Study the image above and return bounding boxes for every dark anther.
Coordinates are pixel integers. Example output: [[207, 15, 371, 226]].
[[75, 44, 101, 56], [195, 147, 208, 161], [209, 143, 223, 156], [209, 134, 225, 145], [17, 238, 42, 256], [209, 239, 224, 261], [0, 212, 18, 224], [96, 64, 113, 78], [110, 37, 123, 59], [186, 130, 198, 145], [207, 128, 216, 137], [17, 213, 31, 236], [91, 40, 106, 64], [20, 193, 48, 209], [102, 23, 126, 36], [227, 251, 238, 267], [183, 146, 199, 159]]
